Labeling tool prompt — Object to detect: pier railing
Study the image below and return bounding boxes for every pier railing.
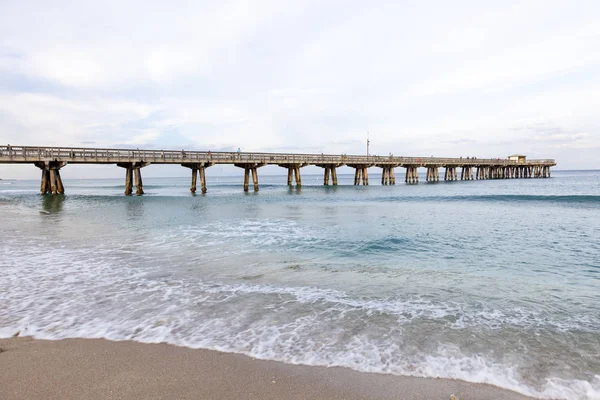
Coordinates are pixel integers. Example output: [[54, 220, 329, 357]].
[[0, 145, 556, 167]]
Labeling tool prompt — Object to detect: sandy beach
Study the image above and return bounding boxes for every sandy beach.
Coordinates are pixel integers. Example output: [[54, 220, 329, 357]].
[[0, 337, 533, 400]]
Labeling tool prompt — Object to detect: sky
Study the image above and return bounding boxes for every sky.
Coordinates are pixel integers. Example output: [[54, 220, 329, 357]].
[[1, 0, 599, 179]]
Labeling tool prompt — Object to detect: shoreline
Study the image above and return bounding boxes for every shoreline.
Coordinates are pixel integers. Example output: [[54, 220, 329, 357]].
[[0, 336, 534, 400]]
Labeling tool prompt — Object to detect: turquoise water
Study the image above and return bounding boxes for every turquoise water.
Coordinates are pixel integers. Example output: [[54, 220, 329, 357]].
[[1, 170, 599, 399]]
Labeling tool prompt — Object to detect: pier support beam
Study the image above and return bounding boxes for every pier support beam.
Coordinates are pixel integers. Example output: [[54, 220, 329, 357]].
[[405, 166, 419, 184], [295, 166, 302, 186], [191, 167, 198, 193], [134, 168, 143, 195], [244, 168, 250, 191], [315, 164, 340, 186], [125, 166, 133, 195], [182, 162, 212, 193], [252, 167, 259, 191], [382, 166, 397, 185], [378, 166, 396, 185], [425, 166, 439, 182], [235, 163, 264, 192], [460, 166, 473, 180], [348, 165, 370, 185], [118, 162, 150, 196], [278, 164, 304, 187], [444, 166, 458, 181], [35, 161, 67, 195]]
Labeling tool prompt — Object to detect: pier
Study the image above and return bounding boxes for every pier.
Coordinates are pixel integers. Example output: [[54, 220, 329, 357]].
[[0, 145, 556, 195]]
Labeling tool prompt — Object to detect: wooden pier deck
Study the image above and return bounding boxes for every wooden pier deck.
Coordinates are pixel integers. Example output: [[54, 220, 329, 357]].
[[0, 145, 556, 195]]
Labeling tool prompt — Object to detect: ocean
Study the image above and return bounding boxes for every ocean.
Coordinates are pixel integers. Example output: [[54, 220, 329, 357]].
[[1, 170, 599, 399]]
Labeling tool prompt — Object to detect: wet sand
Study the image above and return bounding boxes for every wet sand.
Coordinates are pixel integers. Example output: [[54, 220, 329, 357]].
[[0, 337, 533, 400]]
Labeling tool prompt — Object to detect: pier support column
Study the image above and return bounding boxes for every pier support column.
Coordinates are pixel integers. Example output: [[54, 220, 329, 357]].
[[349, 165, 369, 185], [235, 163, 264, 192], [279, 164, 303, 187], [49, 169, 57, 194], [315, 164, 339, 186], [200, 167, 207, 193], [134, 167, 144, 195], [251, 167, 259, 191], [381, 167, 394, 185], [405, 166, 419, 184], [40, 169, 48, 193], [118, 162, 150, 196], [295, 166, 302, 186], [243, 168, 250, 192], [191, 167, 198, 193], [426, 166, 439, 182], [125, 166, 133, 195], [56, 169, 65, 194], [444, 166, 458, 181], [35, 161, 67, 195], [182, 162, 212, 194]]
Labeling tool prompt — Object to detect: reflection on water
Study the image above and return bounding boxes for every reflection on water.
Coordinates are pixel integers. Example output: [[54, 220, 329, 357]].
[[42, 194, 65, 213], [125, 197, 145, 218]]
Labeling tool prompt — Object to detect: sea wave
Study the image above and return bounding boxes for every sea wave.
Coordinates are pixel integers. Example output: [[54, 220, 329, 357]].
[[1, 246, 598, 400], [374, 194, 600, 205]]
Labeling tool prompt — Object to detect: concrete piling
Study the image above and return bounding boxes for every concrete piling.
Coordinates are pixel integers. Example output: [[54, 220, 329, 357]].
[[36, 161, 67, 195], [200, 167, 207, 193], [134, 167, 144, 195], [295, 166, 302, 186], [56, 170, 65, 194], [40, 169, 48, 194], [380, 166, 396, 185], [244, 168, 250, 192], [405, 166, 419, 184], [118, 162, 149, 195], [125, 166, 133, 195], [252, 167, 259, 191], [191, 167, 198, 193], [182, 162, 211, 193]]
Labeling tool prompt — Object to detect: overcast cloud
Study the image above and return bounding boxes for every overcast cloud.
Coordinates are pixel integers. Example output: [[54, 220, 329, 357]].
[[1, 0, 599, 178]]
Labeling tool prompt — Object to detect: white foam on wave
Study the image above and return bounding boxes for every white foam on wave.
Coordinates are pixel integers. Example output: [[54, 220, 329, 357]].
[[179, 219, 323, 250], [1, 239, 599, 400]]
